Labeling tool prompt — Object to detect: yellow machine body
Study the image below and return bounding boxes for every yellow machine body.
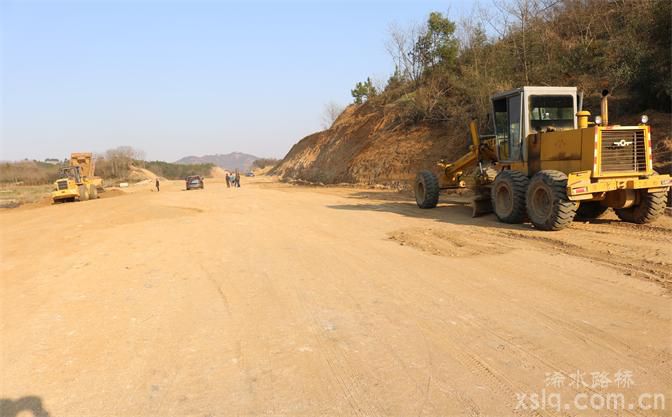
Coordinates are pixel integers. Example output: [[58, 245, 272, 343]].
[[51, 153, 101, 203]]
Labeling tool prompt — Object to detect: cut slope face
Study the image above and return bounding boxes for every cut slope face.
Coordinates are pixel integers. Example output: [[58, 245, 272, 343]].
[[271, 104, 464, 187]]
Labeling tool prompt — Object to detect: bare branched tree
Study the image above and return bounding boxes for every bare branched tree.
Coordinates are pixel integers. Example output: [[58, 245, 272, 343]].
[[98, 146, 144, 178], [321, 101, 345, 130], [385, 21, 425, 83]]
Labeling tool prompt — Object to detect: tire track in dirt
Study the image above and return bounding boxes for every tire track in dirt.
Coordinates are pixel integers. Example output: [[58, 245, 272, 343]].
[[329, 245, 548, 415], [328, 190, 672, 404], [385, 215, 672, 288], [346, 228, 671, 411], [282, 235, 389, 417], [375, 280, 651, 417], [288, 231, 484, 416], [496, 228, 672, 288], [361, 192, 672, 289], [198, 263, 231, 317], [384, 226, 672, 374], [329, 226, 522, 416], [292, 286, 386, 417]]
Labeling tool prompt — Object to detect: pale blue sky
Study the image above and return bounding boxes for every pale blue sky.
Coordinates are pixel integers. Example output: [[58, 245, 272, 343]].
[[1, 0, 485, 161]]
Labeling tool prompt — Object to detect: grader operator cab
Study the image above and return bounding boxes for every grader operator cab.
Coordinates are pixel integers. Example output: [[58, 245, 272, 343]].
[[415, 86, 671, 230], [51, 153, 103, 203]]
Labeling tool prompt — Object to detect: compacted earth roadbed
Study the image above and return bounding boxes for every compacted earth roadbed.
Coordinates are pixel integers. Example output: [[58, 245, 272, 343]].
[[1, 178, 670, 416]]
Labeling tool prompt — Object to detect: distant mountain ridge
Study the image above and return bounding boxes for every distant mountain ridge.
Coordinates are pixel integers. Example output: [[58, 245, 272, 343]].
[[175, 152, 259, 171]]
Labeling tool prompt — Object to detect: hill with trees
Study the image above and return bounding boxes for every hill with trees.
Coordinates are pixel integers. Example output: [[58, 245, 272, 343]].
[[175, 152, 260, 172], [273, 0, 671, 186]]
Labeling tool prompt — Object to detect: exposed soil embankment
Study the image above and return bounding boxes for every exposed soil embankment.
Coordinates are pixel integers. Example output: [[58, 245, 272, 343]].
[[271, 104, 467, 187]]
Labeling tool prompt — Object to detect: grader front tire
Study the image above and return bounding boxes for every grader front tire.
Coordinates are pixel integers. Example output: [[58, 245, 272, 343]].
[[615, 191, 667, 224], [415, 170, 440, 209], [526, 170, 578, 231], [491, 170, 528, 223]]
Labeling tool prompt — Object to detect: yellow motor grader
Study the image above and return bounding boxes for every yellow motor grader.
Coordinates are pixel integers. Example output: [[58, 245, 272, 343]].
[[415, 87, 671, 230], [51, 153, 103, 203]]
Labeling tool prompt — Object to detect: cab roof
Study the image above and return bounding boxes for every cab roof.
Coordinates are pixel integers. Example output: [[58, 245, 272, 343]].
[[491, 86, 577, 100]]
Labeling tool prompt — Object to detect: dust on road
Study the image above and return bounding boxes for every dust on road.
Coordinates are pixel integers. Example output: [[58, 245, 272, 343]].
[[1, 177, 671, 416]]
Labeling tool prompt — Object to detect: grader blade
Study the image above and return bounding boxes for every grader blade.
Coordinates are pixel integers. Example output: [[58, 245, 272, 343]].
[[471, 193, 493, 217]]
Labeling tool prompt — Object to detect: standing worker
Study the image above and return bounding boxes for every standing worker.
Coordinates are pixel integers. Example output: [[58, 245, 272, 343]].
[[235, 170, 241, 188], [225, 172, 231, 188], [155, 178, 160, 192]]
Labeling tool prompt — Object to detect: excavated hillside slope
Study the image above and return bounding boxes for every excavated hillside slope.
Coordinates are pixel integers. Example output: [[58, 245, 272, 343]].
[[271, 104, 466, 187], [272, 103, 671, 187]]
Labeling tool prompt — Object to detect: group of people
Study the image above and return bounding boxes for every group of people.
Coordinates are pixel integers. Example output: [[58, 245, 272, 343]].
[[226, 170, 241, 188]]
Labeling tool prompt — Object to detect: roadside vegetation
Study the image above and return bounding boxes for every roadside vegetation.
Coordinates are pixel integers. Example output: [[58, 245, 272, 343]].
[[349, 0, 669, 128], [0, 184, 54, 207], [0, 160, 63, 185]]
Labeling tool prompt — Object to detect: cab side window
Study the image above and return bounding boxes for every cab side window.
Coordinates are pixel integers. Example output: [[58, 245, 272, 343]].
[[493, 98, 509, 160], [493, 95, 522, 161], [508, 94, 522, 160]]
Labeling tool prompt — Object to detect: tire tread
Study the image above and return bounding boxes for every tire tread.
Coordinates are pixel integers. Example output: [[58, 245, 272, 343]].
[[415, 170, 440, 209], [615, 191, 667, 224], [491, 170, 529, 223], [526, 170, 577, 230]]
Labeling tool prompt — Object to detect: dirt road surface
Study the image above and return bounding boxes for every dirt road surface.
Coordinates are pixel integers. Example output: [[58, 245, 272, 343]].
[[2, 178, 671, 416]]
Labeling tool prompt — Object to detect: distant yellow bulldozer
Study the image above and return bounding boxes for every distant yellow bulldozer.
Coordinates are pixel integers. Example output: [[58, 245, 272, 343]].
[[52, 153, 103, 203], [415, 87, 671, 230]]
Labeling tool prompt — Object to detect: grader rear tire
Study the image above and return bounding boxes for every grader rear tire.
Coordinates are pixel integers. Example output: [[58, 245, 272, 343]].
[[526, 170, 578, 231], [615, 191, 667, 224], [78, 185, 89, 201], [491, 170, 528, 223], [575, 201, 609, 220], [415, 170, 440, 209]]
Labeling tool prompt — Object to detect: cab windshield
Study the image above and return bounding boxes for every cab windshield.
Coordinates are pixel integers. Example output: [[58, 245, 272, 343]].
[[529, 95, 574, 132]]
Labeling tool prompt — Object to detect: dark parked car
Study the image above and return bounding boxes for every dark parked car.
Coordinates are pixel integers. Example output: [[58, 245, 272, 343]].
[[185, 175, 204, 190]]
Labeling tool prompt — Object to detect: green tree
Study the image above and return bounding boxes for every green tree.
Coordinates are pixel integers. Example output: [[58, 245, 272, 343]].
[[412, 12, 459, 74], [351, 77, 377, 104]]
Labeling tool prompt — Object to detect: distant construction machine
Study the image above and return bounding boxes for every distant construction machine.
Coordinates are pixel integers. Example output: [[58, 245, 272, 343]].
[[414, 87, 671, 230], [51, 153, 103, 203]]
